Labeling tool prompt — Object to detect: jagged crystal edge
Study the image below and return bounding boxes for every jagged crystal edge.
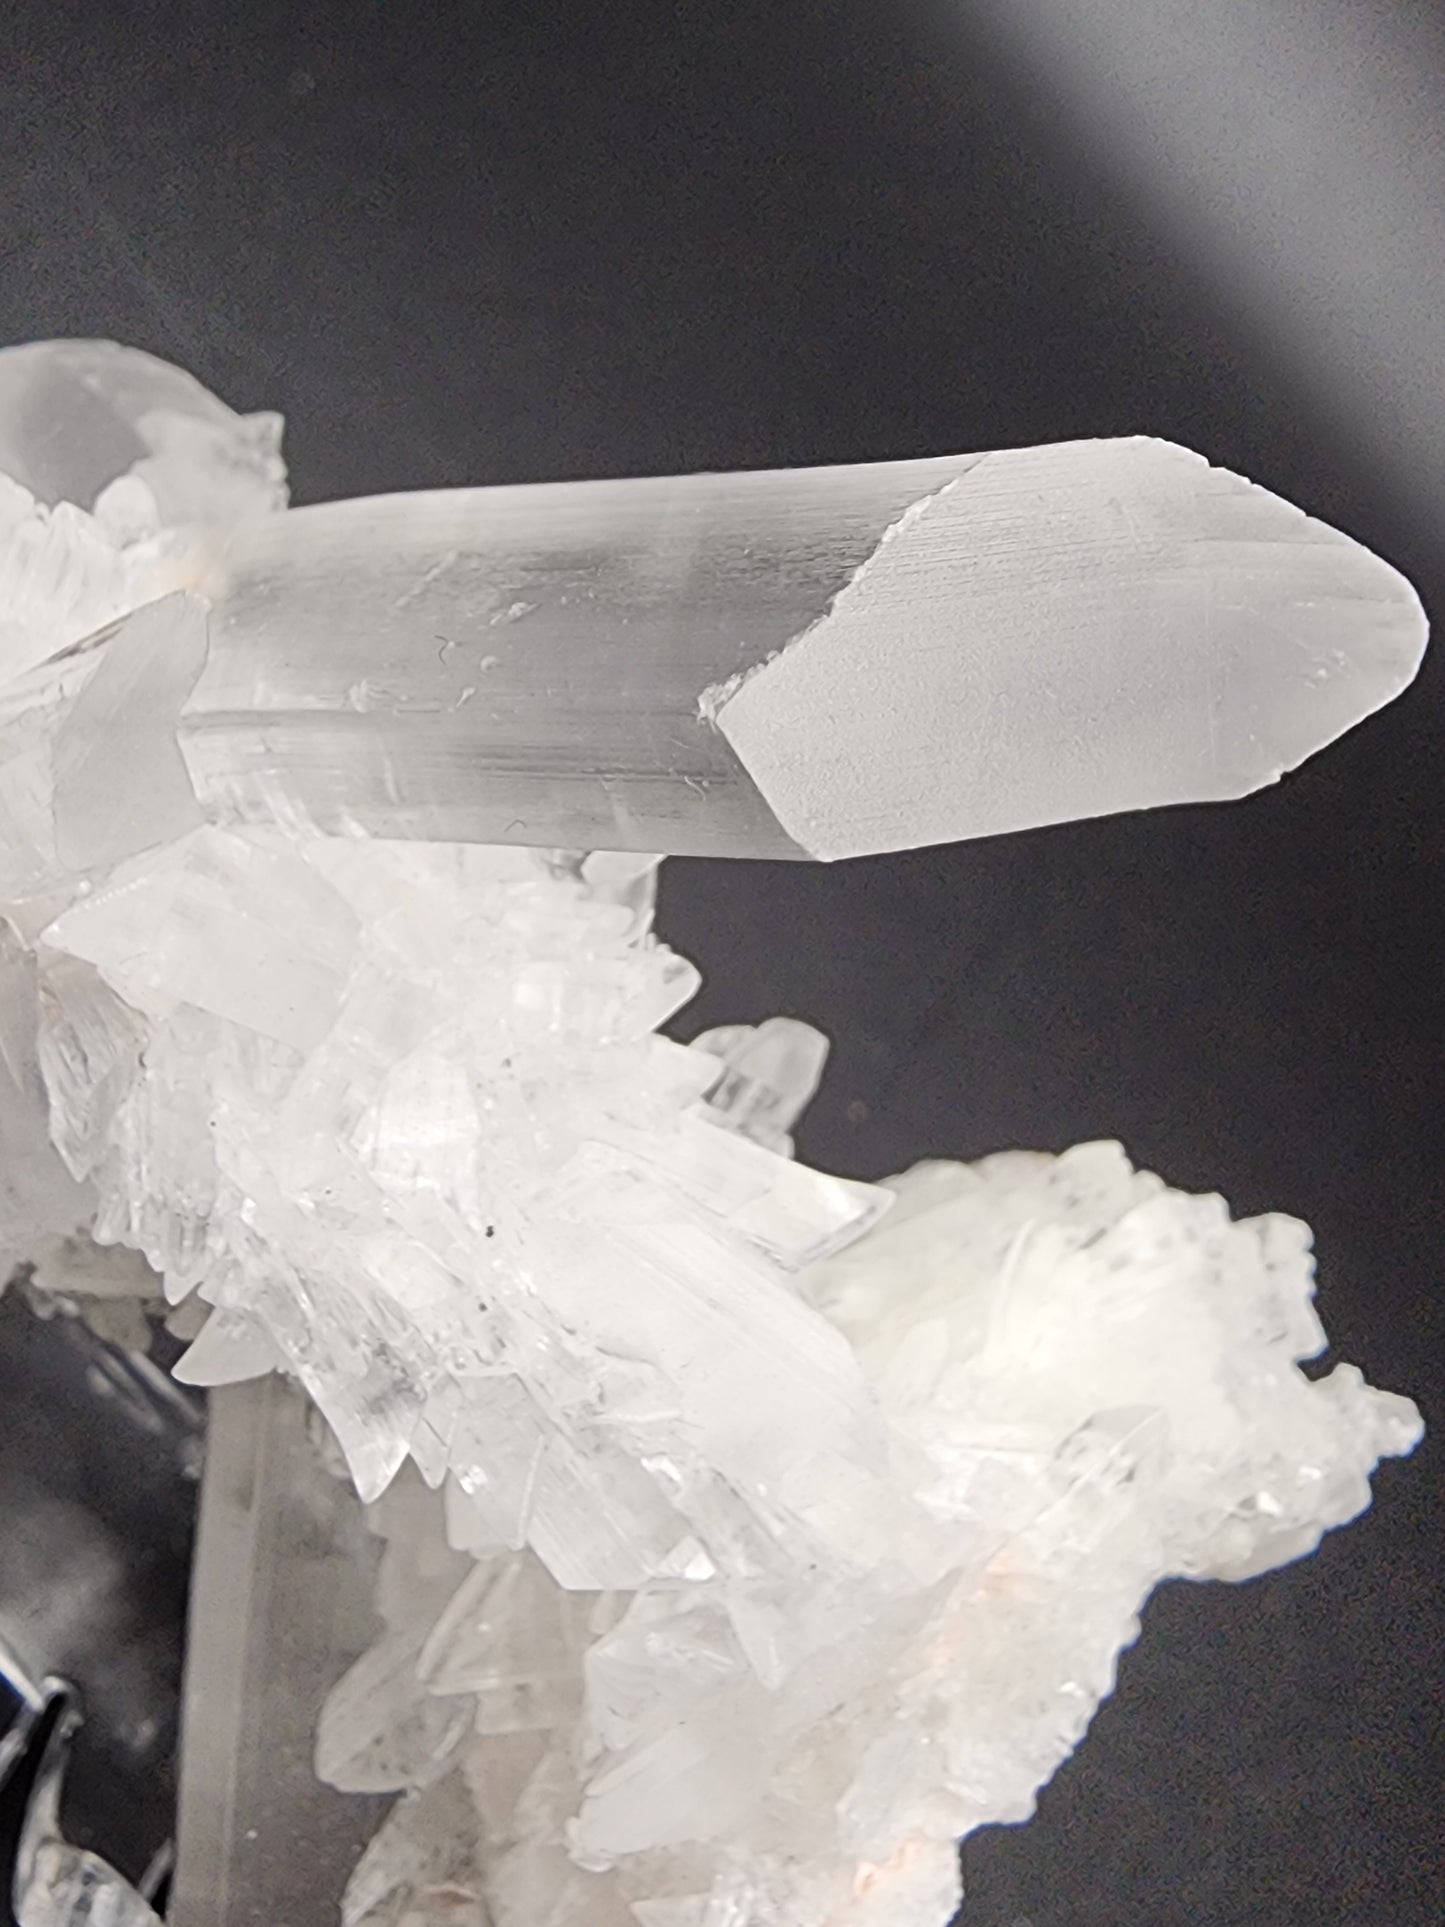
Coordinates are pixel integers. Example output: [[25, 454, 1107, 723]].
[[313, 1140, 1420, 1927]]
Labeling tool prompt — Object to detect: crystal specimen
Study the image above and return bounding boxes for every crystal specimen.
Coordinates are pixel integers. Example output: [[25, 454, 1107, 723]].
[[0, 339, 1426, 1927], [177, 437, 1426, 857], [303, 1142, 1418, 1927]]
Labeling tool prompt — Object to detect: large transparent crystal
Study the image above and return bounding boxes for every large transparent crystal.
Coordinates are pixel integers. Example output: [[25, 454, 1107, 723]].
[[0, 340, 1424, 1927], [178, 436, 1425, 857]]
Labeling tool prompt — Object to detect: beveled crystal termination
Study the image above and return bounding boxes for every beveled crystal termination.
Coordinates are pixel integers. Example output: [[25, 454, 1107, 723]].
[[0, 338, 1427, 867]]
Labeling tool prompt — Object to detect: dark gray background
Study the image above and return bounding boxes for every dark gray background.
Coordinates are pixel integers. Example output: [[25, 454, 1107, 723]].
[[2, 2, 1440, 1922]]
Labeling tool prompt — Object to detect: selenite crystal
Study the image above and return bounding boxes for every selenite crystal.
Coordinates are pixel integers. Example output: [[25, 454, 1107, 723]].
[[0, 339, 1425, 1927], [178, 437, 1426, 858]]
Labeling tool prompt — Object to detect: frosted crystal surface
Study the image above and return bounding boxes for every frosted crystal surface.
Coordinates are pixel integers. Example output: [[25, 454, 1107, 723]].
[[0, 338, 285, 526], [0, 341, 1425, 1927], [711, 440, 1429, 857]]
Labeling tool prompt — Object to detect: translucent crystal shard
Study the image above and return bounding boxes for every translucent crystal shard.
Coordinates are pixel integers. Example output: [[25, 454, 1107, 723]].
[[341, 1774, 490, 1927], [692, 1015, 831, 1155], [0, 473, 164, 690], [416, 1553, 603, 1726], [315, 1627, 477, 1797], [44, 826, 360, 1052], [51, 594, 209, 875], [0, 337, 285, 527], [0, 926, 91, 1279], [169, 1304, 282, 1386]]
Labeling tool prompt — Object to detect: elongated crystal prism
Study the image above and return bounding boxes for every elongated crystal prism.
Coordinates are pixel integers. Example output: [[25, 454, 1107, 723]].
[[0, 339, 1426, 863], [180, 441, 1427, 857]]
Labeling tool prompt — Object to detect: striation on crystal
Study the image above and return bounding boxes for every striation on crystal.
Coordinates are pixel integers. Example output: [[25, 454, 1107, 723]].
[[0, 339, 1425, 1927]]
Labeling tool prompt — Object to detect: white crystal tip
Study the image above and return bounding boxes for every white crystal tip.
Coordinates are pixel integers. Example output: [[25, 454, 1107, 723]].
[[0, 336, 285, 526], [712, 438, 1428, 860]]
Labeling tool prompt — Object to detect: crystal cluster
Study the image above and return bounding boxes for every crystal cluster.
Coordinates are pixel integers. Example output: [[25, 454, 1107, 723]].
[[313, 1143, 1419, 1927], [0, 340, 1423, 1927]]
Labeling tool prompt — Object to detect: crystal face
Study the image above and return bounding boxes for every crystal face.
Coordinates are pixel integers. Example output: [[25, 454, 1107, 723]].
[[0, 339, 1426, 1927]]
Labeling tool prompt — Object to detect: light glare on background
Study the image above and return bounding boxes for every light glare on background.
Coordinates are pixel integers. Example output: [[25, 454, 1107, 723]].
[[961, 0, 1445, 531]]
